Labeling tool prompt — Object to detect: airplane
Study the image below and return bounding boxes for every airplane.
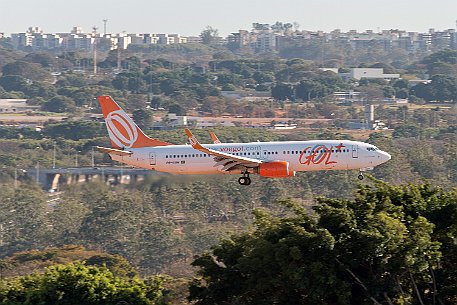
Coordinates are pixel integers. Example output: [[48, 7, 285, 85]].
[[96, 96, 391, 185]]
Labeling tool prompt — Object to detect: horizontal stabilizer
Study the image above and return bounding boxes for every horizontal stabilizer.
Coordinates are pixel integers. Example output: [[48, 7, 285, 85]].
[[96, 146, 133, 156]]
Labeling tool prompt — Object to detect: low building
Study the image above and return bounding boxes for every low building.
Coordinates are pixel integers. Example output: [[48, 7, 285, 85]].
[[221, 91, 271, 100], [167, 113, 188, 127], [339, 68, 400, 81], [0, 99, 39, 113], [333, 91, 364, 102]]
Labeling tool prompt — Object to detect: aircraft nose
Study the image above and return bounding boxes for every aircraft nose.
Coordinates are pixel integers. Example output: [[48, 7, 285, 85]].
[[380, 151, 391, 163]]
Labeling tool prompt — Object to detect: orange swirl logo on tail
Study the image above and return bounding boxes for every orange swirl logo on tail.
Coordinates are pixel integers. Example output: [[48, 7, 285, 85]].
[[106, 110, 138, 148]]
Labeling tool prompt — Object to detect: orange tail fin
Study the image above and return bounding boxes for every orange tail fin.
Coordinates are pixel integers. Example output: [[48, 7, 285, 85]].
[[98, 96, 171, 148]]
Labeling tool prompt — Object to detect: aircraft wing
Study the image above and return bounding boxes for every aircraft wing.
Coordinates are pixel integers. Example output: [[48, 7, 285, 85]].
[[185, 129, 261, 171], [96, 146, 133, 156]]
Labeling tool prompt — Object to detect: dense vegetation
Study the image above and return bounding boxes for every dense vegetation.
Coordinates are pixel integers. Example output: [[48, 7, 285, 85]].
[[1, 179, 456, 304], [0, 46, 456, 117], [0, 261, 166, 305], [190, 181, 457, 304]]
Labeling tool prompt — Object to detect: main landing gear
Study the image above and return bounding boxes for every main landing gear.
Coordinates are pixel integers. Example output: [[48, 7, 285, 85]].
[[358, 172, 364, 180], [238, 172, 251, 185]]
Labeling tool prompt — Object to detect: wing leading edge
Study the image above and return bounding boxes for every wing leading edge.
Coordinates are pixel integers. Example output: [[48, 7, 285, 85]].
[[184, 128, 261, 172]]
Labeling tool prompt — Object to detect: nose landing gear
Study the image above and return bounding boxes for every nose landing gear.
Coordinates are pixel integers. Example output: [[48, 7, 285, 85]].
[[238, 172, 251, 185], [358, 172, 364, 180]]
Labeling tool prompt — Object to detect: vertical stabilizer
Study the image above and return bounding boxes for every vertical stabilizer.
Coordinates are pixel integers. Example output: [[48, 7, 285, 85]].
[[98, 96, 171, 148]]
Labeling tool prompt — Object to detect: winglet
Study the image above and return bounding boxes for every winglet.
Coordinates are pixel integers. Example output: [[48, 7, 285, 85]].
[[210, 131, 221, 144], [185, 128, 205, 150]]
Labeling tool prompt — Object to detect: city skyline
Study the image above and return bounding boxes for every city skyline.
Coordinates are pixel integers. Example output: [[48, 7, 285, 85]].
[[1, 0, 456, 36]]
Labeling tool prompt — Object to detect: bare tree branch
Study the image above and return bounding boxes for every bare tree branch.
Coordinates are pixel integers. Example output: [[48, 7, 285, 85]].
[[336, 258, 383, 305], [409, 270, 425, 305]]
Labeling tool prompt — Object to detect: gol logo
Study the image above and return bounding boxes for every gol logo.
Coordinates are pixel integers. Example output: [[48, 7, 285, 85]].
[[189, 136, 198, 146], [106, 110, 138, 148]]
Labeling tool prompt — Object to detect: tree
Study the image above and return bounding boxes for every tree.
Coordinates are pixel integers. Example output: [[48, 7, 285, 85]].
[[383, 86, 395, 98], [2, 60, 52, 81], [422, 49, 457, 76], [0, 262, 165, 305], [41, 95, 77, 113], [112, 74, 129, 91], [168, 103, 186, 115], [295, 80, 332, 101], [410, 74, 457, 102], [0, 184, 50, 257], [271, 83, 294, 101], [190, 181, 454, 305], [200, 26, 220, 45], [43, 121, 105, 140], [133, 109, 154, 129], [430, 74, 457, 101], [160, 78, 182, 95], [0, 75, 29, 92], [25, 81, 57, 99], [23, 52, 74, 71], [370, 62, 398, 74]]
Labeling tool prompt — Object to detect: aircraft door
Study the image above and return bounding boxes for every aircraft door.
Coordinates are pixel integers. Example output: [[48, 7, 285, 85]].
[[262, 150, 269, 160], [352, 145, 358, 158], [149, 152, 156, 165]]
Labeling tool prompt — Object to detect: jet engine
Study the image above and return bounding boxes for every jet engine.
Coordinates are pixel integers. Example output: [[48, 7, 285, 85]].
[[257, 161, 296, 178]]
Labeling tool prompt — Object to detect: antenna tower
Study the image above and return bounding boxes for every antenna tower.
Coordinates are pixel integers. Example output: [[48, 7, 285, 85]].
[[117, 41, 121, 71], [92, 26, 98, 74], [103, 19, 108, 36]]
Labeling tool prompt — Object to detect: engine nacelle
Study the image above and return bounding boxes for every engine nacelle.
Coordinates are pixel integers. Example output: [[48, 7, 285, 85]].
[[258, 161, 296, 178]]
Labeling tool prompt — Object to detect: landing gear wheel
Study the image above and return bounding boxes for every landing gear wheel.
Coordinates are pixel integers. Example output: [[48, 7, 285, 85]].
[[238, 173, 252, 185], [358, 173, 364, 180]]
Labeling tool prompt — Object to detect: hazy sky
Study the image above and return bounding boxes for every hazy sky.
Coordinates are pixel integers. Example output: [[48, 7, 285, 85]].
[[1, 0, 456, 36]]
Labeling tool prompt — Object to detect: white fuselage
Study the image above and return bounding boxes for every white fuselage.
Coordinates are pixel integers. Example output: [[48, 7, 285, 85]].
[[109, 140, 391, 175]]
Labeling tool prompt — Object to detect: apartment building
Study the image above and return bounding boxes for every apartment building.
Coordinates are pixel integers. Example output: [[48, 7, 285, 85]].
[[10, 27, 189, 51], [7, 24, 457, 53], [339, 68, 400, 81]]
